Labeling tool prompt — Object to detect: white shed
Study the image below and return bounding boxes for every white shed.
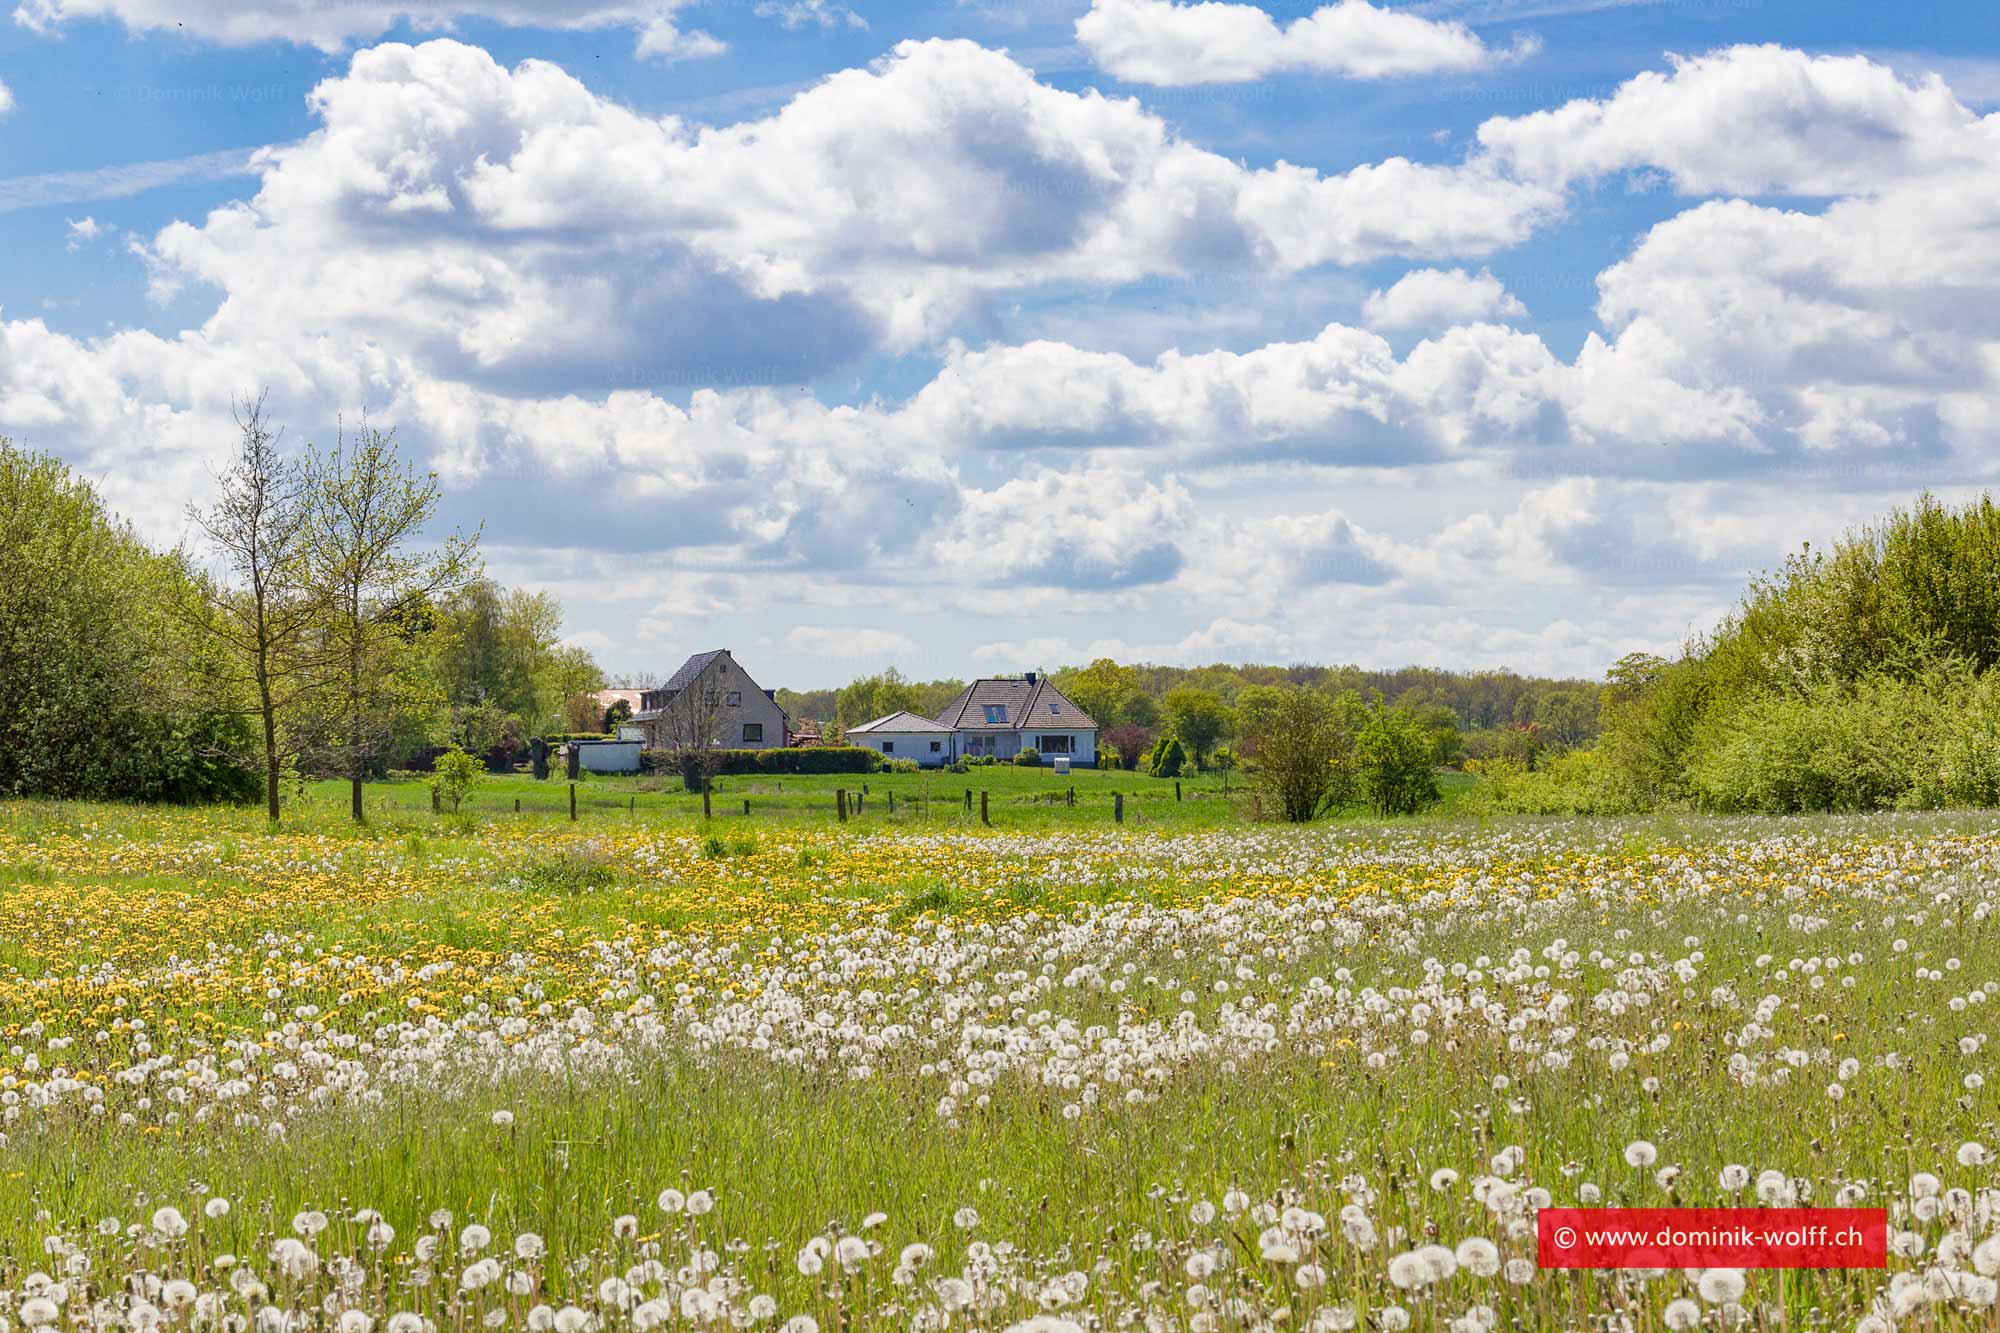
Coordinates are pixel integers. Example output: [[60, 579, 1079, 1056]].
[[845, 711, 955, 766]]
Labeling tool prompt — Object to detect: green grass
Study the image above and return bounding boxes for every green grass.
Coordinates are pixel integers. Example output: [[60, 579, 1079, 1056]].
[[1, 802, 1997, 1329]]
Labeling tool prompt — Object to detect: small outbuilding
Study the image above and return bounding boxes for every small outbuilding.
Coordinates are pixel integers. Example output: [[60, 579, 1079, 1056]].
[[845, 710, 955, 766]]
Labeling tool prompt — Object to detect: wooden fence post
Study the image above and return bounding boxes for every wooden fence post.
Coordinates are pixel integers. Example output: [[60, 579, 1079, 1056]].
[[1175, 781, 1182, 802], [837, 789, 848, 822], [431, 787, 440, 813], [1067, 787, 1074, 807], [703, 788, 712, 820], [629, 795, 635, 815], [889, 792, 896, 814], [569, 783, 577, 821], [965, 788, 972, 812], [1114, 792, 1123, 824], [980, 791, 989, 826], [743, 798, 751, 817], [514, 797, 521, 813]]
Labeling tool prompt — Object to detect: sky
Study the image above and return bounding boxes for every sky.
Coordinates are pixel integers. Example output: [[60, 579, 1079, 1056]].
[[1, 0, 1997, 690]]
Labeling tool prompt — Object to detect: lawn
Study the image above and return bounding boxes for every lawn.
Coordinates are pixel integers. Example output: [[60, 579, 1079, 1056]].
[[0, 800, 1993, 1331]]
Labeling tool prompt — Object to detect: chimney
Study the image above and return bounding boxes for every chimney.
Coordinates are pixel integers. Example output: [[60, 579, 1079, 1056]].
[[1025, 671, 1037, 686]]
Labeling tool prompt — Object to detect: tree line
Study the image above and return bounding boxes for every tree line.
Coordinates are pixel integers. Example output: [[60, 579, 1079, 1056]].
[[0, 402, 607, 821], [1484, 491, 2000, 815]]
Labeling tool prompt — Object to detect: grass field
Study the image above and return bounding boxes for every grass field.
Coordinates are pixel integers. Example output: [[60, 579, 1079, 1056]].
[[0, 797, 1996, 1331]]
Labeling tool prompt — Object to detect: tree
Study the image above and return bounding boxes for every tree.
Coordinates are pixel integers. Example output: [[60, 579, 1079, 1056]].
[[1534, 688, 1599, 751], [1149, 736, 1187, 778], [1102, 724, 1153, 771], [658, 673, 730, 793], [1162, 686, 1232, 769], [837, 668, 919, 728], [1058, 658, 1140, 728], [183, 396, 323, 821], [0, 440, 256, 802], [1238, 684, 1358, 822], [1356, 706, 1441, 816], [303, 420, 478, 822]]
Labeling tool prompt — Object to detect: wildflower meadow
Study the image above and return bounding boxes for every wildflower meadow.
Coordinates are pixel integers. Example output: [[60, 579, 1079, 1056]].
[[0, 800, 1995, 1332]]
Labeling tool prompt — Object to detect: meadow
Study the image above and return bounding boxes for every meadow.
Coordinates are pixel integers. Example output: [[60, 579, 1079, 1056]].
[[0, 791, 1996, 1333]]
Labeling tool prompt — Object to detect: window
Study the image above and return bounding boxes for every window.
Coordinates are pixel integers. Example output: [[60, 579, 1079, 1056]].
[[930, 741, 942, 753], [883, 741, 895, 753], [1048, 702, 1059, 714], [1037, 735, 1073, 754], [982, 704, 1008, 723], [742, 723, 763, 743], [726, 691, 741, 707]]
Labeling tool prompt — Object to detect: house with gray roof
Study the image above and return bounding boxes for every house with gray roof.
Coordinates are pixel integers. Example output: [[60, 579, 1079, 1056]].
[[630, 649, 788, 751], [844, 710, 955, 766], [932, 672, 1098, 765]]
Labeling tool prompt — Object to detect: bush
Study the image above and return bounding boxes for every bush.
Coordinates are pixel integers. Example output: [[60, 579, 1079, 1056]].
[[639, 746, 881, 777], [1148, 737, 1187, 778], [1356, 708, 1440, 815], [1682, 674, 1938, 813], [884, 758, 920, 773], [1014, 748, 1041, 767], [1468, 748, 1640, 816], [429, 744, 481, 813]]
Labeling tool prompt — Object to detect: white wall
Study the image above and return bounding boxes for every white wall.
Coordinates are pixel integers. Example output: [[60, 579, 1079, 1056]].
[[852, 731, 952, 766]]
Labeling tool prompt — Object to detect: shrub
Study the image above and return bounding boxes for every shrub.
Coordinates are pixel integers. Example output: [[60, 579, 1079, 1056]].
[[1014, 748, 1041, 767], [639, 746, 881, 777], [1356, 708, 1440, 815], [1468, 748, 1639, 816], [1682, 674, 1939, 813], [1148, 737, 1187, 779], [884, 758, 920, 773], [429, 744, 481, 813]]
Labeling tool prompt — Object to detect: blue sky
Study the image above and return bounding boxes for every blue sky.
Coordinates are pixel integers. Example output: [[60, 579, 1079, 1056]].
[[2, 0, 1997, 689]]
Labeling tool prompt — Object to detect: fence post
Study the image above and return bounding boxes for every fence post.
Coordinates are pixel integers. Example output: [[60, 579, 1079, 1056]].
[[863, 783, 870, 796], [1175, 781, 1182, 802], [1114, 792, 1123, 824], [629, 795, 635, 816], [743, 798, 751, 817], [980, 791, 989, 826], [703, 788, 712, 820], [837, 789, 847, 822], [889, 792, 896, 814], [569, 783, 577, 821], [514, 797, 521, 814], [965, 788, 972, 812], [1067, 787, 1074, 807]]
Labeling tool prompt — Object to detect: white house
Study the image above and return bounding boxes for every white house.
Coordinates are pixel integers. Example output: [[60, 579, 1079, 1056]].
[[844, 710, 955, 766], [933, 673, 1098, 765]]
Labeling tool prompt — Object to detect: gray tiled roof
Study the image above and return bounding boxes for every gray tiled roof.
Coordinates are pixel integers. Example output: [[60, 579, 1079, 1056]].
[[847, 710, 954, 734], [935, 677, 1097, 730]]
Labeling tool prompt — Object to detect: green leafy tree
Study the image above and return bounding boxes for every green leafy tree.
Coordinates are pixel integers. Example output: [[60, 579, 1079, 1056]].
[[429, 743, 481, 812], [837, 668, 919, 727], [1356, 706, 1441, 815], [303, 420, 479, 823], [1161, 686, 1232, 769], [0, 440, 256, 802], [1057, 658, 1141, 727], [1238, 684, 1358, 822]]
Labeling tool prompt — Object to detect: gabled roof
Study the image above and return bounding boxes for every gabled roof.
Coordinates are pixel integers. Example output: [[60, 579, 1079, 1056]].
[[847, 710, 954, 734], [663, 649, 727, 696], [935, 677, 1097, 731], [593, 688, 647, 711]]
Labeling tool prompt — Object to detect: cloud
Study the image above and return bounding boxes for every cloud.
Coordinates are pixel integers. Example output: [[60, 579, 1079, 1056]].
[[1362, 267, 1525, 331], [0, 78, 13, 116], [1476, 44, 1995, 195], [783, 626, 919, 658], [13, 0, 726, 59], [0, 145, 269, 214], [1076, 0, 1535, 86], [64, 217, 103, 250], [933, 466, 1191, 588]]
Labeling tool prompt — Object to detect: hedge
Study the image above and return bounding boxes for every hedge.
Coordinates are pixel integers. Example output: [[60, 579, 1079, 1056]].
[[639, 746, 882, 776]]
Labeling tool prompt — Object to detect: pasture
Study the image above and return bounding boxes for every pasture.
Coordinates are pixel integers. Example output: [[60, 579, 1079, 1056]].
[[0, 800, 1995, 1331]]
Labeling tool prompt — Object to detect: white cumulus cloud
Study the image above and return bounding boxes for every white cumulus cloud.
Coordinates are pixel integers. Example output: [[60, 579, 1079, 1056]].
[[1075, 0, 1536, 86], [1362, 267, 1526, 331]]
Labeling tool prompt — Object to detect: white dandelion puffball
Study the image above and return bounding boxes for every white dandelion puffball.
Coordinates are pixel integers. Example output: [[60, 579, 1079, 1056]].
[[1696, 1268, 1746, 1305], [1623, 1140, 1658, 1169]]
